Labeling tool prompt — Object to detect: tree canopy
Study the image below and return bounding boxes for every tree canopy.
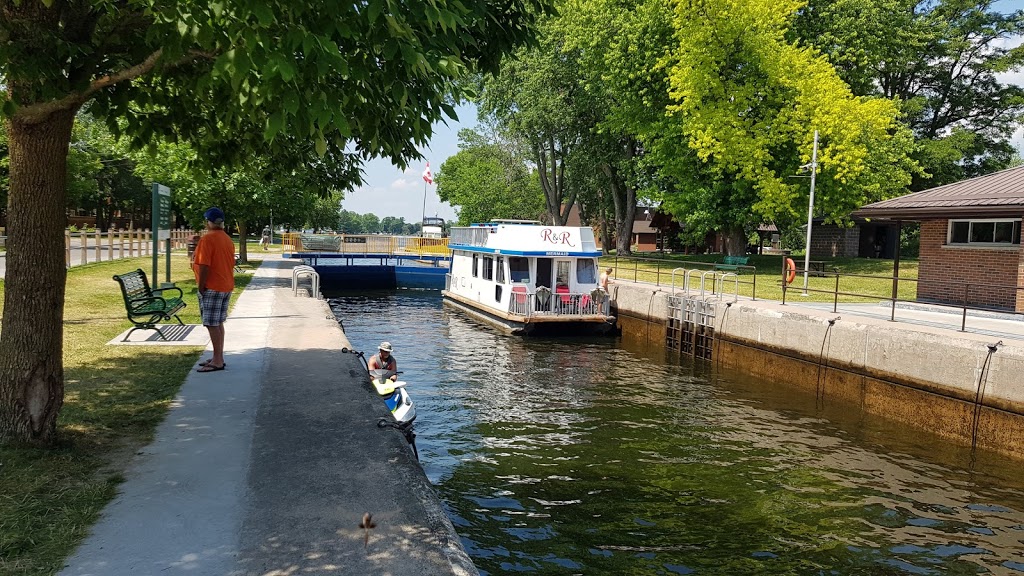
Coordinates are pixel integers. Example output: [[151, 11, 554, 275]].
[[436, 127, 546, 225], [0, 0, 553, 445]]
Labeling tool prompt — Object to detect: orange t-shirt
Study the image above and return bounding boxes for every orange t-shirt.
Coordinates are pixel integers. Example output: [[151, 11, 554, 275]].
[[192, 229, 236, 293]]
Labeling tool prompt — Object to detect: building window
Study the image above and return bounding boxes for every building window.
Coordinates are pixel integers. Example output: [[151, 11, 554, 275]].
[[948, 219, 1021, 246]]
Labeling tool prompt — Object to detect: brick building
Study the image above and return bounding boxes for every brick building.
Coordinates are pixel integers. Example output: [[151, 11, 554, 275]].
[[856, 166, 1024, 312], [809, 218, 899, 259]]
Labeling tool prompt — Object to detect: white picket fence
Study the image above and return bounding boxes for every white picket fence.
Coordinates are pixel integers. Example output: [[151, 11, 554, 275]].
[[61, 228, 194, 267]]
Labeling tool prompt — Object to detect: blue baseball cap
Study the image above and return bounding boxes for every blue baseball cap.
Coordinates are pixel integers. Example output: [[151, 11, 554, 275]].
[[204, 207, 225, 223]]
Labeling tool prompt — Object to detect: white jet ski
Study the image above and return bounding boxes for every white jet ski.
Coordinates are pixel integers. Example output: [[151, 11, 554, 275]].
[[368, 368, 416, 425]]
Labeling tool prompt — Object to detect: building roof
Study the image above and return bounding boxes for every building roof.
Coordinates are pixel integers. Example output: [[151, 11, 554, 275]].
[[632, 220, 658, 235], [855, 165, 1024, 220]]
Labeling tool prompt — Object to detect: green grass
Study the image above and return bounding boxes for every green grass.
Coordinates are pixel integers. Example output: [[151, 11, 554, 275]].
[[0, 256, 252, 575], [601, 253, 920, 304]]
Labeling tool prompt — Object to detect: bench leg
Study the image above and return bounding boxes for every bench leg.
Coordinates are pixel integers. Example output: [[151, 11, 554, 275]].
[[173, 315, 184, 326], [122, 324, 169, 342]]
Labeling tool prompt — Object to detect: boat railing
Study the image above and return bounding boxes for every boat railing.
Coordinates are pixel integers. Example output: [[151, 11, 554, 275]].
[[507, 288, 611, 318]]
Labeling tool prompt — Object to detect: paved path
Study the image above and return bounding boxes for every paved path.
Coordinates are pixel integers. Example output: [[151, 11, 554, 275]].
[[59, 258, 475, 576]]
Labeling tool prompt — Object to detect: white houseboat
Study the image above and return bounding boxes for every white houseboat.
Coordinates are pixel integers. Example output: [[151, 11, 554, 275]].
[[442, 220, 616, 335]]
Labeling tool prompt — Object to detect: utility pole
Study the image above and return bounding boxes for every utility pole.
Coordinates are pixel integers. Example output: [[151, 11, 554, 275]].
[[801, 130, 819, 296], [269, 208, 273, 249]]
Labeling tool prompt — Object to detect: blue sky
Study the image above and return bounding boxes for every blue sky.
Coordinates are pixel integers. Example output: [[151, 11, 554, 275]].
[[343, 0, 1024, 223], [341, 103, 475, 223]]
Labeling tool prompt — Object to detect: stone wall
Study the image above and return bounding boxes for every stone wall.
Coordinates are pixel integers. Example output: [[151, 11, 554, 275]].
[[609, 280, 1024, 457]]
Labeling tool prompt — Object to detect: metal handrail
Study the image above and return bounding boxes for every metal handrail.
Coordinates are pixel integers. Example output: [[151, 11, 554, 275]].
[[292, 265, 320, 299], [610, 254, 758, 300], [670, 267, 686, 295], [778, 263, 1024, 332], [718, 272, 740, 303]]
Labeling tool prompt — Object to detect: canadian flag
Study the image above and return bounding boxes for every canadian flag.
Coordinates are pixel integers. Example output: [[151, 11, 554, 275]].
[[422, 162, 434, 185]]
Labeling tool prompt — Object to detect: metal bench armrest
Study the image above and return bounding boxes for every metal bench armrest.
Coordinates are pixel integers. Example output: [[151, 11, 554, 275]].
[[151, 286, 183, 299]]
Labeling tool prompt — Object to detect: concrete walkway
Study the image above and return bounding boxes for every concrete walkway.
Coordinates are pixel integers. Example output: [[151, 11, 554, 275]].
[[60, 259, 476, 576]]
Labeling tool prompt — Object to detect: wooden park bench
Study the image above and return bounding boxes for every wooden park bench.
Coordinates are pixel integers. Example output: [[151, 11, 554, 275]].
[[112, 269, 186, 341], [714, 255, 749, 271]]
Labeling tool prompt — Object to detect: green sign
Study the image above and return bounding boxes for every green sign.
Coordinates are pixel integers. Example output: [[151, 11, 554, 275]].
[[152, 183, 172, 240]]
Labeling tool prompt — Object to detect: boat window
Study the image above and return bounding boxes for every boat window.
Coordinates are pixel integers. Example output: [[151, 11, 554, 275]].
[[577, 259, 597, 283], [555, 260, 571, 290], [483, 256, 494, 281], [496, 256, 506, 284], [509, 257, 530, 283], [472, 254, 479, 277]]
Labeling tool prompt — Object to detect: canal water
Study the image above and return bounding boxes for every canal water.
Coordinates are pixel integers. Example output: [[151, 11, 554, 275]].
[[328, 290, 1024, 575]]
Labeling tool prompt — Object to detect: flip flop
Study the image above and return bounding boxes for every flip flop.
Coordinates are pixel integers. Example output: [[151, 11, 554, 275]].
[[199, 360, 227, 368], [196, 363, 226, 372]]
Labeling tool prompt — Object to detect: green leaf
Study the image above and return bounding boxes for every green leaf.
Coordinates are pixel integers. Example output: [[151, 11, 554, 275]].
[[264, 110, 285, 141], [253, 3, 275, 26], [277, 58, 296, 82], [315, 136, 328, 157], [368, 0, 383, 23]]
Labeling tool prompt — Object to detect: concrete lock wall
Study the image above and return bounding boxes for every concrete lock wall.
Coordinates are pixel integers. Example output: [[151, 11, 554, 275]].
[[610, 281, 1024, 458]]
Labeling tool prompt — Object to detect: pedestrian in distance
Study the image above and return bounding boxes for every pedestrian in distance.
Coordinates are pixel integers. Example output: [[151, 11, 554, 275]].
[[260, 225, 271, 250], [194, 207, 235, 372]]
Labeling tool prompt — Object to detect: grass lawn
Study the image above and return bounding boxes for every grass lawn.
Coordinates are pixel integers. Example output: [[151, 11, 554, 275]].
[[0, 256, 253, 575], [601, 253, 920, 304]]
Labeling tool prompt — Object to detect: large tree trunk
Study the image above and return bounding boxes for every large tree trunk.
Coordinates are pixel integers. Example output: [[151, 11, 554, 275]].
[[602, 141, 638, 255], [0, 109, 77, 445], [237, 220, 248, 263], [722, 227, 747, 256]]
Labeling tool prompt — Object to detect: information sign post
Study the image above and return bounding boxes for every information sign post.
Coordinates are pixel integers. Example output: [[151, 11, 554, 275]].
[[151, 183, 172, 285]]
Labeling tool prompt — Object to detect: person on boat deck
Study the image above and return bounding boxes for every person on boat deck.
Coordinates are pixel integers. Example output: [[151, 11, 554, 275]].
[[368, 341, 398, 381], [599, 267, 614, 292]]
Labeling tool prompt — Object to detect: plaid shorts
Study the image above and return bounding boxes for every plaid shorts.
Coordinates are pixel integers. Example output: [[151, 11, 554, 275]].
[[198, 290, 231, 327]]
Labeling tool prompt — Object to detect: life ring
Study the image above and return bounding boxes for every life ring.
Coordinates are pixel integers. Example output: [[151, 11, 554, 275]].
[[784, 258, 797, 284]]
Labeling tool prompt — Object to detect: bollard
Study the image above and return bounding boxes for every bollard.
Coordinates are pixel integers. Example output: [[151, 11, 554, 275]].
[[108, 228, 114, 260]]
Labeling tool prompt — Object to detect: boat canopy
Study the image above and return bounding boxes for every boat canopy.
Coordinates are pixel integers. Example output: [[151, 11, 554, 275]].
[[449, 222, 601, 257]]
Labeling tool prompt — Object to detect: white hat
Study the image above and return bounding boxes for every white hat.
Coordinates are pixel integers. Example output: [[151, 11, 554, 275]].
[[379, 341, 393, 352]]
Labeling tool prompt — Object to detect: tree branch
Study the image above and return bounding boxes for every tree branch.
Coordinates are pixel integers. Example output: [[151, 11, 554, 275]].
[[14, 49, 165, 124]]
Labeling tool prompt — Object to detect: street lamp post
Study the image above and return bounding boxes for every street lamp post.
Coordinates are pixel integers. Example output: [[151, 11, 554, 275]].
[[801, 130, 819, 296]]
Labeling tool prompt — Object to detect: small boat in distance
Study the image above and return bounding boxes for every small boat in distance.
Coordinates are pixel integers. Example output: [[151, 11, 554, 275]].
[[421, 217, 445, 238], [442, 220, 616, 335]]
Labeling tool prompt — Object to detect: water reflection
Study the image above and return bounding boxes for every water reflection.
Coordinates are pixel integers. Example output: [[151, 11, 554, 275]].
[[329, 291, 1024, 575]]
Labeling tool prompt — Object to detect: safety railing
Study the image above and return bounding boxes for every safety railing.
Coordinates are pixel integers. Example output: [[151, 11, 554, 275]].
[[292, 265, 321, 299], [282, 233, 451, 257], [778, 262, 1024, 332], [618, 255, 758, 299], [507, 289, 611, 318]]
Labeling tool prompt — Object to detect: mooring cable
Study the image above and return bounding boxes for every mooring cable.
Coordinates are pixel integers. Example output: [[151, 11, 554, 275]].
[[715, 301, 733, 370], [970, 340, 1002, 455], [815, 316, 841, 410]]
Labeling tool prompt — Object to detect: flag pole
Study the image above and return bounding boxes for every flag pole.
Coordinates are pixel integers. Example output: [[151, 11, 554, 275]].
[[421, 179, 427, 237]]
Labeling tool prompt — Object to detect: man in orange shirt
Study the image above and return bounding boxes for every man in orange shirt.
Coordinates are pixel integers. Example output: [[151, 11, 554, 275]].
[[193, 207, 236, 372]]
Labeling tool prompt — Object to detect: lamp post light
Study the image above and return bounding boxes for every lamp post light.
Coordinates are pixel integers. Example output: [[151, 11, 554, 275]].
[[800, 130, 819, 296]]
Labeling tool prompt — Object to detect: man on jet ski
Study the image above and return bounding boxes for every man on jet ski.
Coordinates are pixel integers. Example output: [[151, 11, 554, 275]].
[[367, 341, 398, 381]]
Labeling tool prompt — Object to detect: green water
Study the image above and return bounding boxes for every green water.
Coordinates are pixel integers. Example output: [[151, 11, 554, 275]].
[[330, 291, 1024, 575]]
